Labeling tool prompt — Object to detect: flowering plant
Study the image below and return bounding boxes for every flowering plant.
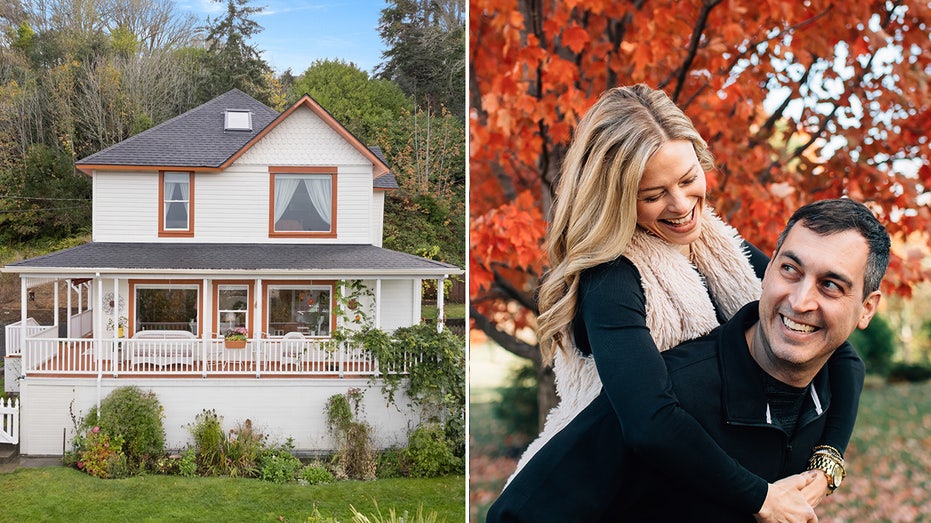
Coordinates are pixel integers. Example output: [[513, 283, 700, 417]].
[[225, 327, 248, 341]]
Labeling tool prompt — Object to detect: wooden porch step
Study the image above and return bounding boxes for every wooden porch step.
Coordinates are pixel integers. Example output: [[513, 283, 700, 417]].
[[0, 443, 18, 465]]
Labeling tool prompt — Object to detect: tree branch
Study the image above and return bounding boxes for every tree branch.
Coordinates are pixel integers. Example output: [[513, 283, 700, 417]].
[[668, 0, 723, 102], [470, 306, 541, 362], [491, 265, 539, 315]]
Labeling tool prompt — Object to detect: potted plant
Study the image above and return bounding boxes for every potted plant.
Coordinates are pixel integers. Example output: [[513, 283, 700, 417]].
[[224, 327, 248, 349]]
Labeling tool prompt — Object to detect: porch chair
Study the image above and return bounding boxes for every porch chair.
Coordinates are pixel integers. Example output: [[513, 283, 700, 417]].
[[280, 331, 306, 367]]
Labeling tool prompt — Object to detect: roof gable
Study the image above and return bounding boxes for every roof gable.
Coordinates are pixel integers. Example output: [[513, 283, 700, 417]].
[[225, 94, 390, 177]]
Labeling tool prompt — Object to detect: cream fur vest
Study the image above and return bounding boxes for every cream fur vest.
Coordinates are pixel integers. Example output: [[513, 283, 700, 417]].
[[506, 207, 762, 484]]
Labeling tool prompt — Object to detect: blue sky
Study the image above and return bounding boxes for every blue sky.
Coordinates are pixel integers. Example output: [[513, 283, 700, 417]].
[[177, 0, 389, 75]]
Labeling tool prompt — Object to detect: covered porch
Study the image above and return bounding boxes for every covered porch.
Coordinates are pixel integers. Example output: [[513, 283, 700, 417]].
[[3, 242, 460, 391]]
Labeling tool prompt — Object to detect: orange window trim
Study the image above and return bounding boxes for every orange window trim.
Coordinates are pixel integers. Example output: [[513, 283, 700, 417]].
[[158, 171, 195, 238], [262, 280, 336, 338], [128, 279, 204, 337], [268, 168, 338, 238], [213, 280, 255, 338]]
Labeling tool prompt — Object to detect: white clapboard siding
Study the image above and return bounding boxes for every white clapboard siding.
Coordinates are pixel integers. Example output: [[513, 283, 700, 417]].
[[380, 279, 418, 330], [371, 190, 385, 247], [90, 104, 380, 244], [93, 171, 159, 242]]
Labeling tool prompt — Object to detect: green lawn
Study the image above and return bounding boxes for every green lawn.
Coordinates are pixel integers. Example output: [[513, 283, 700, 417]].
[[1, 468, 464, 522]]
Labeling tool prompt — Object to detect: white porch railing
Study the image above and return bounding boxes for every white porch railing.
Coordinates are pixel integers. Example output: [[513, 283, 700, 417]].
[[17, 336, 410, 379], [4, 318, 47, 357], [68, 310, 94, 338], [0, 396, 19, 444]]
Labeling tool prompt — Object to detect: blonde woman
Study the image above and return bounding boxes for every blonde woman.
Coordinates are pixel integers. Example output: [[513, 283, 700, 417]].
[[487, 85, 863, 521]]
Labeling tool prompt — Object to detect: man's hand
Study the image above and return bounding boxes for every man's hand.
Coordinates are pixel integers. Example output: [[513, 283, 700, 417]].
[[800, 469, 830, 507], [754, 472, 819, 523]]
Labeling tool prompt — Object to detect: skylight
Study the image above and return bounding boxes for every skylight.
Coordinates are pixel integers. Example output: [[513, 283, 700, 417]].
[[224, 110, 252, 131]]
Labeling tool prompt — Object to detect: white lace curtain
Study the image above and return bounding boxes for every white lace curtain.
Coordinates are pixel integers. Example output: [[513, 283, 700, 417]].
[[274, 175, 332, 230], [164, 172, 190, 228]]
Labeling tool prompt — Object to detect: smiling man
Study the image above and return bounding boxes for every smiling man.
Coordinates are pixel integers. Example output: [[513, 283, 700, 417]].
[[615, 198, 890, 522]]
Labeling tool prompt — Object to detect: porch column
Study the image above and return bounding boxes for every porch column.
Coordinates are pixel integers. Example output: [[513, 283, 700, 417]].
[[112, 278, 120, 339], [20, 278, 27, 368], [254, 278, 263, 378], [374, 279, 382, 330], [53, 278, 60, 329], [436, 276, 446, 333], [66, 279, 73, 339], [412, 279, 419, 324]]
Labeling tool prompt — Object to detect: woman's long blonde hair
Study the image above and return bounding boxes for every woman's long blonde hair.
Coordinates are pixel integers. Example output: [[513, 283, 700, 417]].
[[537, 84, 715, 364]]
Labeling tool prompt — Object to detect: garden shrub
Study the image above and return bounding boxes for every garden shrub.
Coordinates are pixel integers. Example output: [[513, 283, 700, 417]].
[[187, 410, 266, 477], [81, 386, 165, 469], [325, 390, 377, 481], [849, 314, 896, 375], [405, 423, 460, 478], [258, 443, 303, 483], [300, 463, 335, 485], [888, 362, 931, 383], [375, 446, 409, 479], [76, 428, 127, 479], [349, 502, 440, 523], [492, 361, 539, 449]]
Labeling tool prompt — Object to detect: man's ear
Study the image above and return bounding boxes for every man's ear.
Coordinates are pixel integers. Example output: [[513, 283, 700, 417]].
[[857, 291, 882, 330]]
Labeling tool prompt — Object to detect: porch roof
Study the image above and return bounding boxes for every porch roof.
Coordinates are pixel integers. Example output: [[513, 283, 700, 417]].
[[3, 242, 460, 277]]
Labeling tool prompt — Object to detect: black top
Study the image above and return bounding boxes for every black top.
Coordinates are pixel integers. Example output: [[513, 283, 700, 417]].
[[621, 302, 835, 521], [570, 242, 863, 513]]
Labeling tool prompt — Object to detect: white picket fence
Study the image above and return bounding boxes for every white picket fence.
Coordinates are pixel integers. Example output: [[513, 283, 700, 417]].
[[0, 397, 19, 445]]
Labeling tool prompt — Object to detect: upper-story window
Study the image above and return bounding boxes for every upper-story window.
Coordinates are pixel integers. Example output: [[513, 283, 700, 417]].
[[269, 167, 337, 238], [159, 171, 194, 237]]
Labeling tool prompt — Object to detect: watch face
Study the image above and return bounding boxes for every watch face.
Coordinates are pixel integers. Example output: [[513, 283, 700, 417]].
[[832, 469, 843, 487]]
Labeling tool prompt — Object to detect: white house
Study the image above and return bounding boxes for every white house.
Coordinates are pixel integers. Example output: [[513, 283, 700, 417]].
[[2, 89, 462, 456]]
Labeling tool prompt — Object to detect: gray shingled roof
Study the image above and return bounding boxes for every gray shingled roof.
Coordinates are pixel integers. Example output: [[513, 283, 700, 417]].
[[369, 146, 399, 189], [6, 243, 459, 275], [78, 89, 280, 168], [77, 89, 398, 188]]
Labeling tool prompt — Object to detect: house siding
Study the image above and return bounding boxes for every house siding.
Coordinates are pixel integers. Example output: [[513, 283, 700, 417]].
[[91, 107, 378, 244], [380, 279, 420, 330], [93, 171, 160, 242], [371, 191, 385, 247], [19, 377, 421, 456]]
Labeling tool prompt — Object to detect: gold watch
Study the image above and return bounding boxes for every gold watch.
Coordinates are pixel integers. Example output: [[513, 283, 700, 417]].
[[807, 452, 846, 493]]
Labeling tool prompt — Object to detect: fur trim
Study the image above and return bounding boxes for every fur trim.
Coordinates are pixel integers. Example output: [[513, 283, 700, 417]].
[[506, 208, 761, 485]]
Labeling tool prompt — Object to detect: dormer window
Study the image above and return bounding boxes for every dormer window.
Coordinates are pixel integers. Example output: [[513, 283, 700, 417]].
[[225, 110, 252, 131]]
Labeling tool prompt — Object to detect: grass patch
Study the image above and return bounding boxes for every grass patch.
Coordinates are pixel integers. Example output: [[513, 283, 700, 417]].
[[422, 303, 465, 320], [1, 467, 464, 522]]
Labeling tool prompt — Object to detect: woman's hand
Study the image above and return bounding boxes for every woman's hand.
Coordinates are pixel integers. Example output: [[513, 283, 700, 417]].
[[754, 472, 819, 523], [800, 469, 830, 508]]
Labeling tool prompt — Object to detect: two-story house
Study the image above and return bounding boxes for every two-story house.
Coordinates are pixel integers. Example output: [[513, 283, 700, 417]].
[[2, 89, 461, 456]]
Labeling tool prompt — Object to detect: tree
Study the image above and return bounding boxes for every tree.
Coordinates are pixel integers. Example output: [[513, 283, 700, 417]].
[[377, 0, 465, 116], [199, 0, 272, 104], [470, 0, 931, 421], [289, 59, 412, 145]]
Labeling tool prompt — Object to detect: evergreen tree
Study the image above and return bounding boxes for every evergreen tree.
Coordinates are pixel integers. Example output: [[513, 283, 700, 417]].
[[200, 0, 272, 104], [376, 0, 464, 117]]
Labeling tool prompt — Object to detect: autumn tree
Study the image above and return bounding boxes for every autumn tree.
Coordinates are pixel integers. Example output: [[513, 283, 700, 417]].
[[470, 0, 931, 421]]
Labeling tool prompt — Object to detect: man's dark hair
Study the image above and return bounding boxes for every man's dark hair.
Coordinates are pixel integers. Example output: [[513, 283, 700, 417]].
[[775, 198, 890, 297]]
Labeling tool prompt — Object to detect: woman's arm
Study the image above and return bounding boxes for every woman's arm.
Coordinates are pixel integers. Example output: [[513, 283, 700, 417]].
[[580, 259, 770, 514]]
